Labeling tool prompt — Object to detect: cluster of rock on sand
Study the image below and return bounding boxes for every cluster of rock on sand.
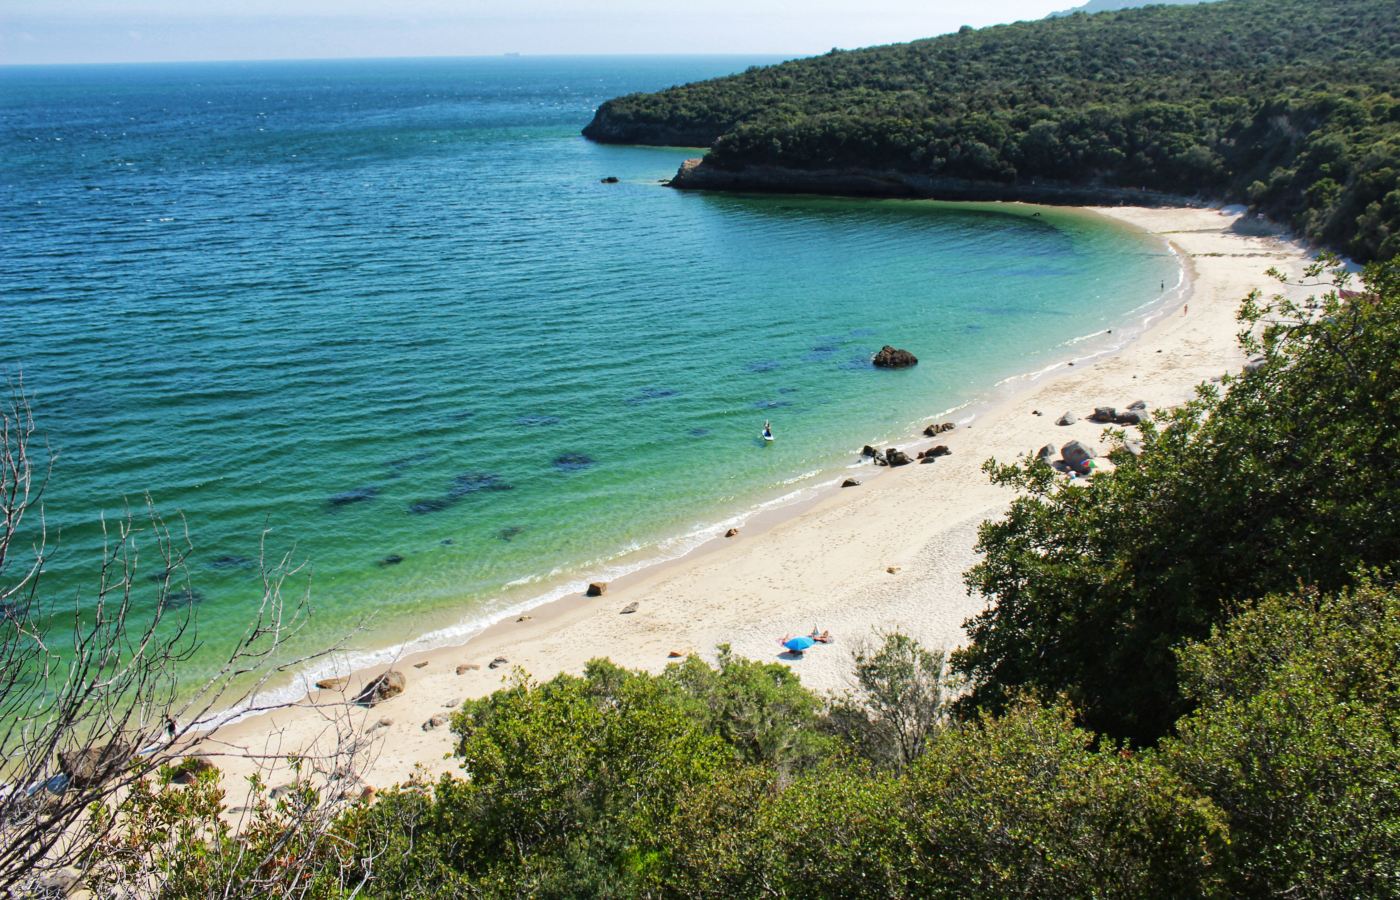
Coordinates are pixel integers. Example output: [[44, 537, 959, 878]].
[[1032, 400, 1153, 474]]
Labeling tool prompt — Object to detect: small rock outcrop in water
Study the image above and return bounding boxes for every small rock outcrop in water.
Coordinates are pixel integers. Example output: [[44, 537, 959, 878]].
[[872, 345, 919, 368], [378, 554, 404, 567], [861, 445, 883, 461], [355, 671, 406, 707], [328, 486, 380, 508], [553, 453, 595, 472], [600, 176, 620, 183]]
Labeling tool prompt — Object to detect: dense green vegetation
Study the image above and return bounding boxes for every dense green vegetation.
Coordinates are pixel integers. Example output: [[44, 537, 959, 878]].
[[958, 254, 1400, 742], [37, 255, 1400, 893], [95, 573, 1400, 896], [585, 0, 1400, 262]]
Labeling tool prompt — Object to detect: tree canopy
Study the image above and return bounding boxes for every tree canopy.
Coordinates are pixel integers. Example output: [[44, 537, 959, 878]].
[[585, 0, 1400, 261]]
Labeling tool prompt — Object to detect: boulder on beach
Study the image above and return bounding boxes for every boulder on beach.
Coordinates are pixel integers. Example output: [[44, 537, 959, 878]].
[[170, 756, 216, 786], [841, 478, 861, 488], [927, 445, 951, 458], [1036, 444, 1056, 465], [354, 670, 406, 707], [1089, 406, 1118, 423], [1121, 437, 1145, 457], [488, 656, 509, 669], [59, 742, 132, 789], [421, 714, 449, 731], [1127, 399, 1148, 410], [586, 581, 608, 597], [872, 345, 918, 368], [455, 663, 479, 675], [1056, 411, 1079, 426], [885, 448, 912, 467], [620, 601, 639, 614], [724, 527, 740, 538], [923, 422, 955, 437], [1061, 440, 1098, 472], [1115, 408, 1147, 425], [861, 444, 883, 461], [315, 676, 350, 691]]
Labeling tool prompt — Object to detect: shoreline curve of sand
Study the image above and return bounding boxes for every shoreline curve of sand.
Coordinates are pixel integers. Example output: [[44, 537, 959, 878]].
[[206, 205, 1318, 796]]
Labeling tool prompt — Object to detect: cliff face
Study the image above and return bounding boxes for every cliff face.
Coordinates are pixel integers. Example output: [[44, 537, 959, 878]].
[[667, 158, 1194, 207], [581, 103, 724, 148]]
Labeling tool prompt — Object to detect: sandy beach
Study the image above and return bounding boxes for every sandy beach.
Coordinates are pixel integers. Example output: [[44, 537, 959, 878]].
[[206, 205, 1317, 797]]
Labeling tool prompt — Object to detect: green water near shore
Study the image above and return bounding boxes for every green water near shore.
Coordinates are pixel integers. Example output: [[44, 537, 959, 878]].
[[0, 58, 1178, 703]]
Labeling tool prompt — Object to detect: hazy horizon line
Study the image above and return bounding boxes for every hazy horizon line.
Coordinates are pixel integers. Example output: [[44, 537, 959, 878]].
[[0, 50, 811, 71]]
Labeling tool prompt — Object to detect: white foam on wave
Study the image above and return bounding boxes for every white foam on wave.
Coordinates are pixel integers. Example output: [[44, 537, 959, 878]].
[[204, 469, 844, 729]]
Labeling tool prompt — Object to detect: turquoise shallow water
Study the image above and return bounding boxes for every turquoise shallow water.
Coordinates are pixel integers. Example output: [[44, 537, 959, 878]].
[[0, 57, 1178, 699]]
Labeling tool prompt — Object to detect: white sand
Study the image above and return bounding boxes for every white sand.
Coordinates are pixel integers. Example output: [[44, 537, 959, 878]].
[[206, 206, 1317, 797]]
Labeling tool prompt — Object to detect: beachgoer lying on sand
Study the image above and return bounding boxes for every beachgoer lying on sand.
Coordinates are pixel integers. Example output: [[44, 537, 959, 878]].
[[810, 628, 834, 643], [780, 633, 817, 656]]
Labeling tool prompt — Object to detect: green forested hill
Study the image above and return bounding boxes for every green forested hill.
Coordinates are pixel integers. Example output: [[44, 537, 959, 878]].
[[1048, 0, 1219, 18], [584, 0, 1400, 261]]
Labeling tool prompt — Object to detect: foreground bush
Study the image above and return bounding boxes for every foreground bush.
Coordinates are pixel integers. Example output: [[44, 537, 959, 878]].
[[957, 258, 1400, 742]]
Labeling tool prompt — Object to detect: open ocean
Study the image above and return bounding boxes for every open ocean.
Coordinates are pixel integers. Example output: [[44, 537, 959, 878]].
[[0, 56, 1178, 702]]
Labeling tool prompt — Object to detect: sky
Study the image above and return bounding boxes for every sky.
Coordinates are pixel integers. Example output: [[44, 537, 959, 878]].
[[0, 1, 1081, 66]]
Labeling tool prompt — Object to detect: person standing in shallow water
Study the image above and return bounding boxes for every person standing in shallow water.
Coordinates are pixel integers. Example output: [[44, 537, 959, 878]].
[[763, 420, 773, 440]]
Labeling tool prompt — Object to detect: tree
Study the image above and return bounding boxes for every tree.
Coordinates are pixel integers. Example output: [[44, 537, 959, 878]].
[[955, 257, 1400, 742], [0, 382, 368, 894], [827, 631, 946, 769], [1162, 574, 1400, 897]]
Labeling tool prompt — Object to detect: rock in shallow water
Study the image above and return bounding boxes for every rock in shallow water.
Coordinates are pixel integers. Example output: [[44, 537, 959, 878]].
[[552, 453, 595, 472], [872, 345, 918, 368], [328, 486, 380, 508]]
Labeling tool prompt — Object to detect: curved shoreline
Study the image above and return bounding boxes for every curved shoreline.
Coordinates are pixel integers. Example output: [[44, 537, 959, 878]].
[[203, 202, 1185, 729], [208, 204, 1313, 796]]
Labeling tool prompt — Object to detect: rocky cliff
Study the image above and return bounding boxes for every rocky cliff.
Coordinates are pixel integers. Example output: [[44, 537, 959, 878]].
[[581, 105, 724, 148], [667, 158, 1193, 207]]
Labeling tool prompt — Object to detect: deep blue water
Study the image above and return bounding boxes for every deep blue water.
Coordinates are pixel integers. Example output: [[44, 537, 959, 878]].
[[0, 57, 1177, 695]]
